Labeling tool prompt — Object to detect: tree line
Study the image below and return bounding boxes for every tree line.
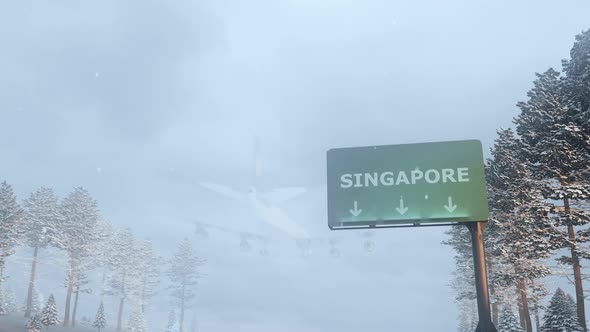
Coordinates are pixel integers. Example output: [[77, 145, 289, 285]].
[[0, 184, 203, 332], [445, 29, 590, 332]]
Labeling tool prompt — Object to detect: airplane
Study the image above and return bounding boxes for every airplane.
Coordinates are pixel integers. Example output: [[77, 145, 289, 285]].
[[197, 182, 315, 255], [195, 137, 376, 257], [199, 183, 308, 237], [196, 182, 377, 257]]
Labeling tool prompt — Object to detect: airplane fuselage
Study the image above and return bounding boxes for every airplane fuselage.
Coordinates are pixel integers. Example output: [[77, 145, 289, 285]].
[[246, 191, 310, 240]]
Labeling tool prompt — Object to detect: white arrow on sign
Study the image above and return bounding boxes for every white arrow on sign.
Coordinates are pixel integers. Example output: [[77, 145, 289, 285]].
[[444, 196, 457, 213], [396, 197, 408, 215], [349, 201, 362, 217]]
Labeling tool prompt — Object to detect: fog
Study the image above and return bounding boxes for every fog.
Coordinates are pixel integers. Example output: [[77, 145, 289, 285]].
[[1, 1, 589, 331]]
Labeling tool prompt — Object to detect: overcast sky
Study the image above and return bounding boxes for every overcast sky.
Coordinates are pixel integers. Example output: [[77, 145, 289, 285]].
[[2, 1, 590, 331]]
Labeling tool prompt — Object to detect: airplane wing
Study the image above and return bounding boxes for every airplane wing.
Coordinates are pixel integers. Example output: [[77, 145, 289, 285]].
[[256, 204, 311, 239], [200, 182, 245, 201], [261, 187, 306, 205]]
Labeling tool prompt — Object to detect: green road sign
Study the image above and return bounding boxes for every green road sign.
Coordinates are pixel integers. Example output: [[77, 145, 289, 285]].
[[327, 140, 489, 229]]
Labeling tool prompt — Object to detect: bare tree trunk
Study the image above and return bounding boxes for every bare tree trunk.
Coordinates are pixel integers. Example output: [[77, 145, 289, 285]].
[[63, 254, 75, 327], [531, 279, 541, 332], [492, 300, 499, 327], [565, 194, 587, 332], [518, 279, 533, 332], [116, 272, 126, 332], [534, 302, 541, 332], [72, 285, 80, 327], [100, 268, 107, 301], [0, 263, 4, 301], [518, 286, 526, 329], [191, 312, 198, 332], [487, 257, 498, 326], [117, 297, 125, 332], [25, 246, 39, 318], [141, 275, 146, 313], [180, 281, 186, 332]]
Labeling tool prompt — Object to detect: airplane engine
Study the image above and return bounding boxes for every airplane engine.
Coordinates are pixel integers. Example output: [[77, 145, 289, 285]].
[[363, 240, 376, 254], [240, 235, 251, 252], [329, 247, 341, 258], [297, 239, 313, 257], [195, 224, 209, 239]]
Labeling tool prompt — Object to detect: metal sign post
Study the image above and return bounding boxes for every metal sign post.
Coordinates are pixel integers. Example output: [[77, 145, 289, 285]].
[[467, 222, 497, 332]]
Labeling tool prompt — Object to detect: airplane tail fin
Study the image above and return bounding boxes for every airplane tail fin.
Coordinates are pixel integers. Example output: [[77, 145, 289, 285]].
[[254, 136, 264, 179]]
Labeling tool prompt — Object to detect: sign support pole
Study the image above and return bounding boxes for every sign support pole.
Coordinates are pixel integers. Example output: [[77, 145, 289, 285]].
[[466, 222, 497, 332]]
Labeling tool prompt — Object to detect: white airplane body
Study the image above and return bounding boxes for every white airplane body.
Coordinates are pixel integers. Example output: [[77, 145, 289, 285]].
[[200, 182, 310, 240], [196, 138, 375, 256]]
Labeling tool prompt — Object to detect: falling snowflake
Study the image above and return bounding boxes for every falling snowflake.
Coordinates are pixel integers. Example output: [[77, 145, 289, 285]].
[[96, 167, 102, 174]]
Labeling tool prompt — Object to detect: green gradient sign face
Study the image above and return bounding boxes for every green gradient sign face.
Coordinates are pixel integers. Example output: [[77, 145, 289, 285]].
[[327, 140, 489, 229]]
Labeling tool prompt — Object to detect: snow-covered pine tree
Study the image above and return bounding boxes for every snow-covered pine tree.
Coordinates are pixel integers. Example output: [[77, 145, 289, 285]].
[[23, 287, 42, 314], [444, 225, 475, 301], [514, 68, 590, 331], [562, 28, 590, 265], [125, 307, 146, 332], [40, 294, 59, 330], [96, 221, 115, 300], [70, 258, 93, 327], [0, 181, 24, 284], [562, 29, 590, 126], [529, 281, 549, 332], [30, 288, 43, 315], [458, 313, 470, 332], [59, 187, 101, 327], [134, 240, 161, 312], [108, 228, 140, 332], [26, 314, 43, 332], [5, 288, 18, 314], [93, 302, 107, 332], [22, 187, 63, 318], [168, 239, 203, 332], [565, 293, 582, 329], [165, 309, 178, 332], [0, 287, 5, 315], [498, 306, 525, 332], [540, 288, 583, 332], [487, 128, 553, 332], [468, 300, 478, 331]]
